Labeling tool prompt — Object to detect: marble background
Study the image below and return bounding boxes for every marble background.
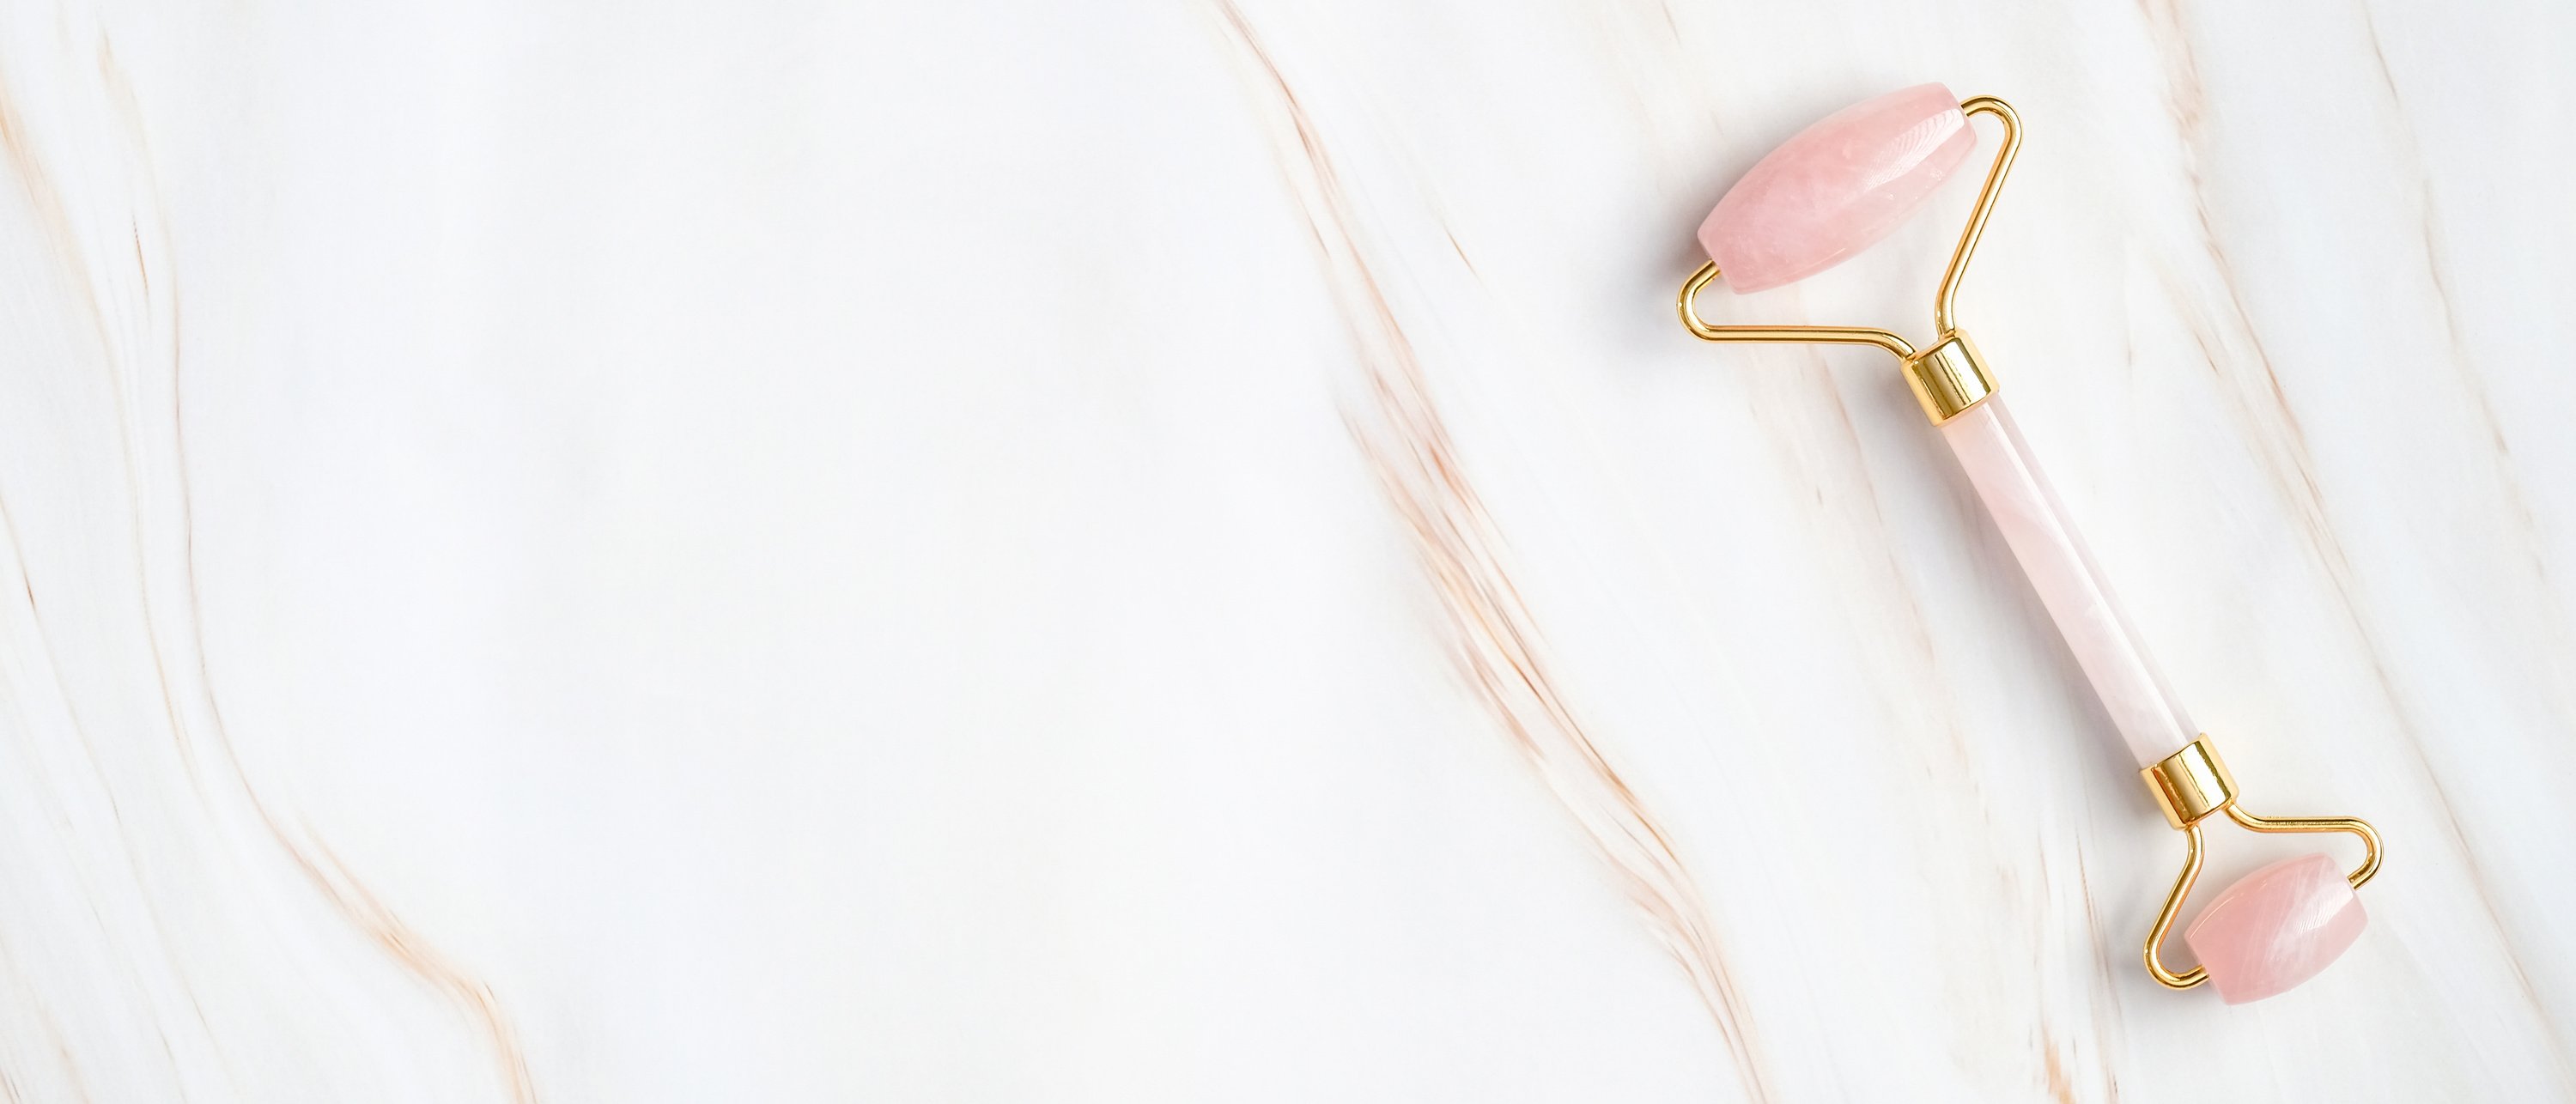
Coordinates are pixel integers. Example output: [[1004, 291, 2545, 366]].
[[0, 0, 2567, 1100]]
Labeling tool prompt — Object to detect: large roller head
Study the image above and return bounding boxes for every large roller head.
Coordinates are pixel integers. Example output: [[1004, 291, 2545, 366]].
[[2184, 853, 2368, 1004], [1696, 83, 1977, 292]]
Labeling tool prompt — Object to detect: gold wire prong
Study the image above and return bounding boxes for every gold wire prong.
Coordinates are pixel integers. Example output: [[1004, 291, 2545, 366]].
[[2145, 822, 2210, 989], [1675, 261, 1917, 361], [2224, 804, 2384, 890], [1932, 96, 2023, 336]]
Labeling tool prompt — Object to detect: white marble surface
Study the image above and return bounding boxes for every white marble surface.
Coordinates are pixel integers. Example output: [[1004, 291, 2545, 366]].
[[0, 0, 2568, 1100]]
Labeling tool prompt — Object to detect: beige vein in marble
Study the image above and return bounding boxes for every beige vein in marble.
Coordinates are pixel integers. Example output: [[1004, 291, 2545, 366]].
[[1206, 4, 1771, 1100], [0, 43, 538, 1101]]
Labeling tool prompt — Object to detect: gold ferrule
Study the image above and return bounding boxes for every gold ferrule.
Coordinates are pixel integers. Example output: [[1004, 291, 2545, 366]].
[[2141, 737, 2238, 829], [1901, 332, 1996, 424]]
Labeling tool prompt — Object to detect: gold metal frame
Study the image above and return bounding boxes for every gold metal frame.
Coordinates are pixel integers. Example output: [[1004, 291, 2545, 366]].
[[1679, 96, 2022, 424], [2137, 737, 2383, 989]]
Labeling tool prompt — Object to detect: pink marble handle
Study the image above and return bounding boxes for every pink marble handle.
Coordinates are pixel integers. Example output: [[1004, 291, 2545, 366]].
[[1935, 397, 2196, 766]]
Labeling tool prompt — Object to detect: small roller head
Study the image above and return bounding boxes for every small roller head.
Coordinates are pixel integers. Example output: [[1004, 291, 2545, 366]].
[[1697, 83, 1976, 293], [2184, 852, 2368, 1004]]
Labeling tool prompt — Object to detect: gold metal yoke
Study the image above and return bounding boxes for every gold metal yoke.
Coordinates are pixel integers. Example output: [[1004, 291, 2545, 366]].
[[2136, 737, 2382, 989], [1677, 95, 2020, 424]]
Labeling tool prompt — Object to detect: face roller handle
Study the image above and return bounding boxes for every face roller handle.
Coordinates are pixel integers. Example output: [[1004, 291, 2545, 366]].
[[1676, 86, 2383, 1002], [1936, 395, 2196, 765]]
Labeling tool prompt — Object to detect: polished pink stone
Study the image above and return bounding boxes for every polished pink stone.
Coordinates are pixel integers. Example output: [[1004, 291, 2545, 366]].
[[1697, 83, 1975, 292], [2185, 852, 2368, 1004], [1935, 398, 2197, 767]]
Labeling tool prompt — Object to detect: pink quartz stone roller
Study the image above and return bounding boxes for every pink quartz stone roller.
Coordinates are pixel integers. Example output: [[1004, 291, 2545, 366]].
[[1696, 82, 1977, 293], [1676, 83, 2382, 1003], [2184, 853, 2369, 1004]]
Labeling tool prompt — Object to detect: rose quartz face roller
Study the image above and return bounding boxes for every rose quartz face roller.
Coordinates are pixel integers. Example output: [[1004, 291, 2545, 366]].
[[1676, 84, 2383, 1003]]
